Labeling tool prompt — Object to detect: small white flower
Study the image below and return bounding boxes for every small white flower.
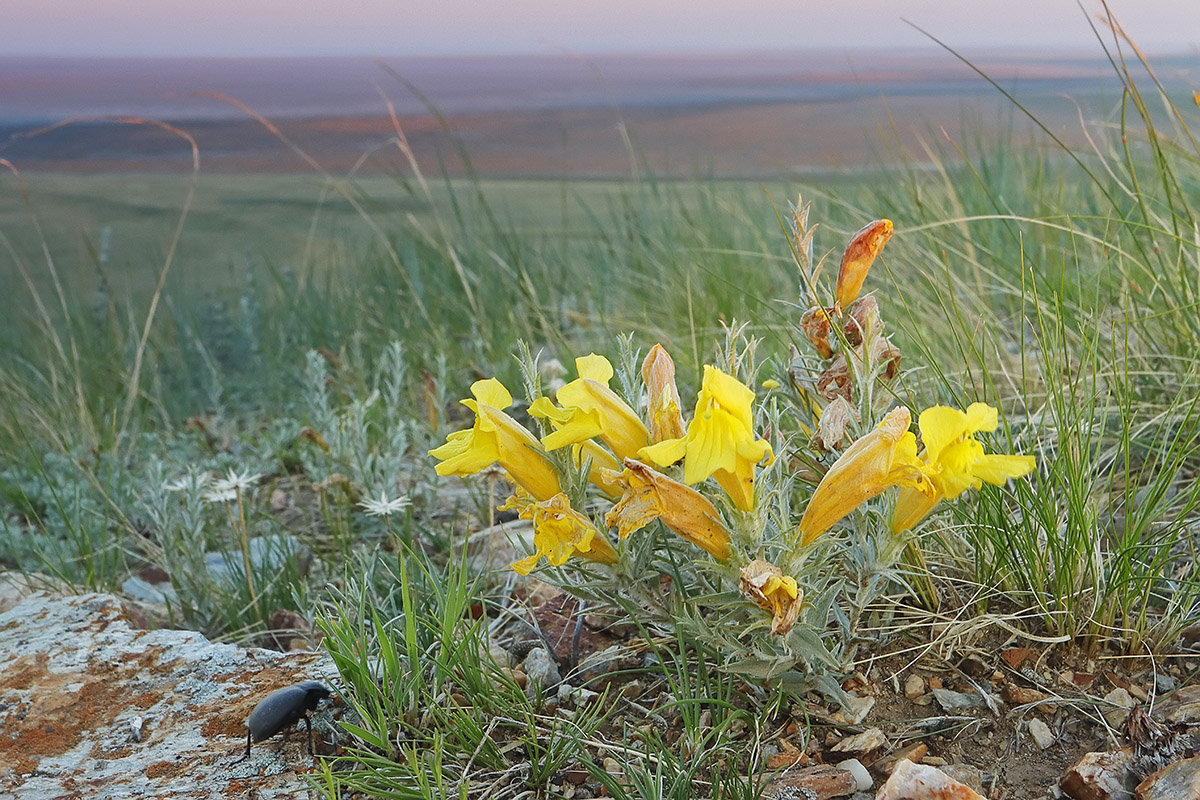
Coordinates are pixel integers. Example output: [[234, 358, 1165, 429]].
[[212, 468, 262, 493], [202, 468, 260, 504], [203, 487, 238, 504], [359, 491, 411, 518], [164, 471, 211, 494]]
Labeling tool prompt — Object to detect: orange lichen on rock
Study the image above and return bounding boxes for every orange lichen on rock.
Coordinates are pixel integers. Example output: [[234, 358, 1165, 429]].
[[144, 759, 189, 779], [1, 670, 129, 764], [1, 652, 47, 690]]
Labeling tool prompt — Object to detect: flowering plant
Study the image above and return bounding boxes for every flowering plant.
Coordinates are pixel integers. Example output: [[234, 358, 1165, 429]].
[[427, 198, 1036, 691]]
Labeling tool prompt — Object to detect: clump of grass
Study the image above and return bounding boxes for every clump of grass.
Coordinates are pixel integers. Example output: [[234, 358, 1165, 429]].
[[316, 543, 624, 798], [871, 26, 1200, 650]]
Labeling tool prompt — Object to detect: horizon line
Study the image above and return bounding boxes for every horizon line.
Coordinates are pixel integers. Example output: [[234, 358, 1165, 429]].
[[3, 44, 1198, 61]]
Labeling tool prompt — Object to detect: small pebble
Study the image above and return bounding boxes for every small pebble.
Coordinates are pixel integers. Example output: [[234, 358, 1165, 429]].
[[831, 693, 875, 724], [837, 758, 873, 791], [932, 687, 984, 711], [522, 647, 561, 696], [832, 728, 887, 759], [1028, 718, 1055, 749], [557, 683, 598, 708], [1101, 687, 1135, 728], [1126, 682, 1150, 702]]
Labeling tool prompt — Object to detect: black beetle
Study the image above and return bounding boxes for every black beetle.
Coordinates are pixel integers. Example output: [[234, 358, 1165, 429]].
[[230, 680, 333, 764]]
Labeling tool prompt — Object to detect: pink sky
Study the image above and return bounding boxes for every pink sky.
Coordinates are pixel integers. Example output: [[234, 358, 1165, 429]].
[[3, 0, 1198, 57]]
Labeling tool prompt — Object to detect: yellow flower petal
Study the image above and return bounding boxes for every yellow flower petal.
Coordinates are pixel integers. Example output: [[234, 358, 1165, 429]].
[[639, 436, 688, 468], [890, 402, 1036, 532], [639, 365, 773, 512], [604, 459, 732, 561], [936, 439, 987, 497], [428, 379, 561, 500], [919, 403, 999, 463], [798, 406, 931, 545], [890, 485, 940, 535], [704, 366, 756, 431], [531, 396, 605, 450], [964, 402, 998, 433], [471, 377, 513, 410], [531, 354, 649, 460], [915, 406, 966, 463], [573, 440, 624, 496], [576, 352, 615, 383], [971, 453, 1037, 486], [511, 552, 542, 576], [508, 493, 618, 575], [739, 559, 803, 636]]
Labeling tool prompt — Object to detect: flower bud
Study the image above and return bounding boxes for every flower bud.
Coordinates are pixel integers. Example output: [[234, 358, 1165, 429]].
[[641, 344, 687, 443], [842, 296, 881, 347], [836, 219, 893, 309], [799, 306, 835, 359], [740, 560, 802, 636]]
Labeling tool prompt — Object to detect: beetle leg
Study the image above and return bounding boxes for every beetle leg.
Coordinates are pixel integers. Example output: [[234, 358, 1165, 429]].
[[229, 729, 252, 766], [275, 725, 291, 755]]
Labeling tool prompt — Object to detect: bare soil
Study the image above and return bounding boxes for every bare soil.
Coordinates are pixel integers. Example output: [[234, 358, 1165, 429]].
[[508, 583, 1200, 799]]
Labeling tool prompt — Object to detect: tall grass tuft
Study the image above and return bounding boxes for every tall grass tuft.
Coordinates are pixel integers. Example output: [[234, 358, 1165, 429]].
[[872, 28, 1200, 649]]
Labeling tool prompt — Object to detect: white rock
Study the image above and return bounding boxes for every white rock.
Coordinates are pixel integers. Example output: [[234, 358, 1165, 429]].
[[832, 692, 875, 724], [832, 727, 887, 757], [1028, 718, 1055, 749], [522, 646, 562, 696], [837, 758, 873, 791], [876, 760, 985, 800]]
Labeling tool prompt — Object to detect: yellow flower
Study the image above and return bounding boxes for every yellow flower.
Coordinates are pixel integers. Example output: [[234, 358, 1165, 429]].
[[604, 459, 732, 561], [835, 218, 893, 310], [739, 559, 802, 636], [506, 493, 619, 575], [891, 403, 1037, 532], [573, 439, 625, 496], [530, 353, 649, 461], [427, 378, 561, 501], [639, 366, 774, 512], [641, 344, 687, 444], [798, 406, 931, 546]]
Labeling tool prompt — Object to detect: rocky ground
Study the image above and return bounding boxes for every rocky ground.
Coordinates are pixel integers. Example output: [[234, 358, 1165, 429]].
[[2, 573, 1198, 800], [0, 586, 338, 799], [514, 583, 1200, 800]]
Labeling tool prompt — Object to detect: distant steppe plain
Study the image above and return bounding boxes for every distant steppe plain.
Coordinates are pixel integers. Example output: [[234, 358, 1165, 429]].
[[0, 51, 1176, 308]]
